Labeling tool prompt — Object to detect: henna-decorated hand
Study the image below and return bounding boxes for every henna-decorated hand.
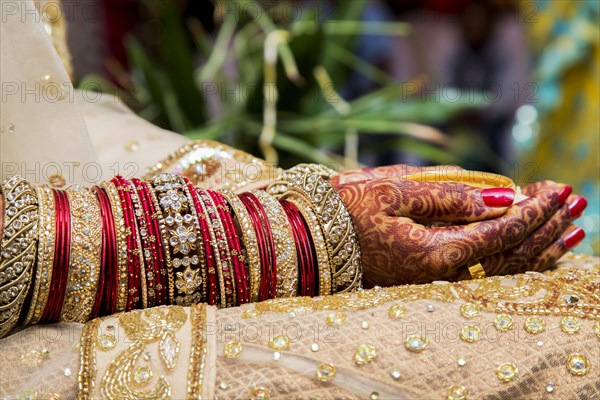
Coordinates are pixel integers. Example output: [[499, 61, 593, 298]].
[[331, 165, 586, 287]]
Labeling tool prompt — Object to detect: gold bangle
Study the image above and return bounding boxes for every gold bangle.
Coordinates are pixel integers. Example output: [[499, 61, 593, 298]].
[[268, 164, 363, 293], [60, 186, 102, 323], [403, 170, 516, 190], [221, 190, 261, 302], [0, 176, 38, 338], [101, 181, 129, 312], [283, 193, 332, 296], [252, 190, 298, 298], [24, 186, 56, 325], [468, 262, 487, 280]]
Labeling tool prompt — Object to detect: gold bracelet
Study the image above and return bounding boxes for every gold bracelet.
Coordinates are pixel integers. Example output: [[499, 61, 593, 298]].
[[101, 181, 129, 312], [221, 190, 262, 303], [252, 190, 298, 298], [24, 186, 56, 325], [268, 164, 363, 293], [60, 186, 102, 323], [0, 176, 38, 338]]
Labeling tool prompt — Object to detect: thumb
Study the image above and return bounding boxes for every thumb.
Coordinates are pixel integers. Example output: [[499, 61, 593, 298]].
[[380, 179, 515, 223]]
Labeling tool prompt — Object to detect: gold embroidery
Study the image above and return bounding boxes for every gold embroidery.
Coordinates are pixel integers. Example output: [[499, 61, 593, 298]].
[[186, 304, 208, 399]]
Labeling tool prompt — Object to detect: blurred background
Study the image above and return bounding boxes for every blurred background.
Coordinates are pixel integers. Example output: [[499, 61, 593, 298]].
[[52, 0, 599, 254]]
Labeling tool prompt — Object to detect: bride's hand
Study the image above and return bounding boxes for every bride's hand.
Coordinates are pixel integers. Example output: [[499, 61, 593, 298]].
[[332, 170, 585, 287]]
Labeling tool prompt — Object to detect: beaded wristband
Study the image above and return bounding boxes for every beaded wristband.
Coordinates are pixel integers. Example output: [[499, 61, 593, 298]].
[[111, 176, 142, 310], [93, 186, 117, 317], [0, 176, 38, 337], [189, 186, 219, 305], [253, 190, 298, 298], [59, 186, 102, 322], [199, 189, 236, 307], [221, 190, 262, 303], [210, 190, 248, 305], [40, 190, 70, 323], [100, 181, 129, 312], [24, 186, 56, 325], [268, 164, 363, 293]]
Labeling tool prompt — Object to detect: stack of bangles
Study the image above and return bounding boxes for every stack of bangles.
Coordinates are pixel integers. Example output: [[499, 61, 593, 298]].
[[0, 166, 363, 338]]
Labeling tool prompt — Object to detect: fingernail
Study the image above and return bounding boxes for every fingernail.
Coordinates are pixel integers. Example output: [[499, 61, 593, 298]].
[[568, 196, 587, 217], [564, 227, 585, 250], [481, 188, 515, 207], [558, 185, 573, 205]]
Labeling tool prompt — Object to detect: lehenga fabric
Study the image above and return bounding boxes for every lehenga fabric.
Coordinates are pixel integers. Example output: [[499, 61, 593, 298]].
[[1, 255, 598, 399]]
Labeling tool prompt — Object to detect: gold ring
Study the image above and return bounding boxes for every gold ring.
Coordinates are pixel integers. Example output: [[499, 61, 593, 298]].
[[468, 262, 487, 279]]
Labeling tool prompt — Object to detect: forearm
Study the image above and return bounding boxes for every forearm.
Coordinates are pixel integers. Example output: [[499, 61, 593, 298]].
[[0, 167, 362, 337]]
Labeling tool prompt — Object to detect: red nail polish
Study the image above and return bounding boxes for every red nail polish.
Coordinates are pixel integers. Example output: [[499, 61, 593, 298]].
[[564, 227, 585, 250], [558, 185, 573, 205], [568, 196, 587, 217], [481, 188, 515, 207]]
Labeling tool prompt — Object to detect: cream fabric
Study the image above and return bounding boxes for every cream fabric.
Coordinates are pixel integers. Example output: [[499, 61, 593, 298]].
[[0, 0, 189, 186]]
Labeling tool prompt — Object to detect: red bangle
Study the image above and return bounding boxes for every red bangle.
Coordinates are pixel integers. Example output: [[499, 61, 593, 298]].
[[92, 186, 116, 317], [111, 176, 141, 310], [246, 193, 277, 299], [238, 193, 277, 301], [209, 190, 249, 305], [189, 186, 218, 306], [199, 189, 236, 307], [281, 199, 310, 296], [41, 189, 70, 322], [132, 179, 167, 306]]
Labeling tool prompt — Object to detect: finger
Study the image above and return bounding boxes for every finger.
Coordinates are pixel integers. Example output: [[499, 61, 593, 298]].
[[330, 164, 464, 187], [479, 194, 586, 276], [526, 226, 585, 272], [522, 180, 572, 200], [393, 181, 568, 281], [379, 179, 514, 222]]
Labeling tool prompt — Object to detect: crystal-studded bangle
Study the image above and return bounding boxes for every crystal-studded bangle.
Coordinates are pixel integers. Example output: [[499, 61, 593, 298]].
[[100, 181, 129, 312], [59, 186, 102, 323], [199, 189, 236, 307], [177, 177, 207, 305], [24, 186, 56, 325], [111, 176, 142, 310], [267, 164, 363, 293], [252, 190, 298, 298], [221, 190, 262, 303], [41, 189, 70, 323], [149, 173, 203, 305], [210, 190, 248, 305], [92, 186, 117, 317], [0, 176, 38, 337], [190, 187, 219, 306]]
